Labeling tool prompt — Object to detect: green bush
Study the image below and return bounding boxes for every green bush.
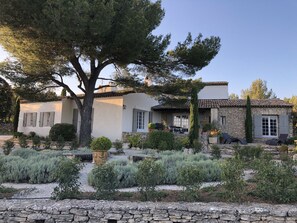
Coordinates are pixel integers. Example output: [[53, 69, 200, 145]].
[[221, 158, 245, 201], [211, 145, 221, 159], [177, 163, 204, 201], [147, 131, 174, 150], [13, 132, 23, 138], [1, 151, 61, 183], [113, 140, 123, 150], [49, 123, 76, 141], [32, 135, 41, 150], [192, 139, 202, 153], [70, 138, 79, 150], [92, 164, 118, 199], [286, 136, 297, 145], [28, 131, 36, 139], [2, 140, 14, 155], [254, 157, 297, 203], [90, 136, 112, 151], [56, 135, 65, 150], [11, 148, 38, 158], [136, 159, 164, 201], [52, 158, 82, 200], [18, 135, 28, 148], [234, 145, 263, 162], [114, 163, 137, 188], [44, 137, 52, 150], [127, 133, 142, 148]]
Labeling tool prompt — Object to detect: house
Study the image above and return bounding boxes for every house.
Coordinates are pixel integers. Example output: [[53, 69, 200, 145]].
[[18, 81, 293, 142]]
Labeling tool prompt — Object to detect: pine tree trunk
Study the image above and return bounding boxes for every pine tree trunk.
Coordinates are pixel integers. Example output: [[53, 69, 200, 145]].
[[79, 90, 95, 147], [13, 97, 20, 132]]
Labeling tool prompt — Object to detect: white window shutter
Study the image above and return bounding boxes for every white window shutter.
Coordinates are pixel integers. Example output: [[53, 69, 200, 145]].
[[253, 115, 262, 138], [49, 112, 55, 127], [23, 113, 27, 127], [32, 113, 37, 127], [39, 112, 44, 127], [279, 115, 289, 135]]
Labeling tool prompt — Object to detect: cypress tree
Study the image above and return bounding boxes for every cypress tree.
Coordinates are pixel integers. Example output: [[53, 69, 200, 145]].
[[13, 97, 20, 132], [245, 96, 253, 143], [189, 87, 199, 146]]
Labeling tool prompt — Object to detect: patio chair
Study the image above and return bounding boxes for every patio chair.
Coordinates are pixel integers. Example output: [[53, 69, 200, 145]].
[[221, 133, 247, 145], [265, 134, 288, 146]]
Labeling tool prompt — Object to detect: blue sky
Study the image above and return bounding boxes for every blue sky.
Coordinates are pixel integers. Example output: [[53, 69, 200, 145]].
[[1, 0, 297, 98]]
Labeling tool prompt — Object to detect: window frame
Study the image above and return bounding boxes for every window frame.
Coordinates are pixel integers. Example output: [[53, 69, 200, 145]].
[[262, 115, 278, 137]]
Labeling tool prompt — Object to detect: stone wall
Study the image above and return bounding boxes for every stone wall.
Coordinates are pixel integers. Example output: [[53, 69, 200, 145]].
[[0, 199, 297, 223], [219, 107, 293, 140]]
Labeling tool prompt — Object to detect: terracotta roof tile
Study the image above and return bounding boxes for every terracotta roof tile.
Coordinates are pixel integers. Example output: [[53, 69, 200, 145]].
[[152, 99, 293, 110]]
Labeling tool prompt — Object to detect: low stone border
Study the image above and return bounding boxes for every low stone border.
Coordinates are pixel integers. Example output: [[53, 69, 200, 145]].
[[0, 199, 296, 222]]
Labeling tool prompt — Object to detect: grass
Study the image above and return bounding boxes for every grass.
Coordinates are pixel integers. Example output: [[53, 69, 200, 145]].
[[0, 186, 19, 199]]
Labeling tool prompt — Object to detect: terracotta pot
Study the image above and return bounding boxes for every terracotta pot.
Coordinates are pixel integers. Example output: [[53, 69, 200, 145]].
[[92, 150, 108, 165]]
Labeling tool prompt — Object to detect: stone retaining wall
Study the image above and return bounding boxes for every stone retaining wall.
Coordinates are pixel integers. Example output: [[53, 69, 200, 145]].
[[0, 199, 296, 223]]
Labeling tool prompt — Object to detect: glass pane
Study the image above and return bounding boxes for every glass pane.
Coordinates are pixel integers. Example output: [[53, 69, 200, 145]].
[[262, 117, 269, 136], [270, 118, 277, 136]]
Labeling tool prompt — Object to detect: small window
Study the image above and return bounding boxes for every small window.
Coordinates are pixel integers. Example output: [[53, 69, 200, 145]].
[[23, 112, 37, 127], [39, 112, 55, 127], [137, 111, 145, 130], [262, 116, 278, 137], [220, 116, 226, 125], [173, 114, 189, 132]]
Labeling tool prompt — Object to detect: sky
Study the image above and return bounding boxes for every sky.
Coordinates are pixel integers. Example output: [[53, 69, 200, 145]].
[[1, 0, 297, 98]]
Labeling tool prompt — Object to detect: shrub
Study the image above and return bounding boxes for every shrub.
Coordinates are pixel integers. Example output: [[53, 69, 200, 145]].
[[49, 123, 76, 141], [28, 131, 36, 139], [147, 131, 174, 150], [70, 138, 79, 150], [90, 136, 112, 151], [172, 137, 184, 151], [179, 136, 190, 149], [254, 157, 297, 203], [92, 164, 118, 199], [11, 148, 38, 159], [127, 133, 142, 148], [114, 163, 137, 188], [177, 163, 204, 201], [286, 136, 297, 145], [52, 158, 82, 200], [43, 137, 52, 150], [113, 140, 123, 150], [13, 132, 23, 138], [221, 158, 245, 201], [234, 146, 263, 162], [136, 159, 164, 201], [56, 135, 65, 150], [18, 135, 28, 148], [192, 139, 202, 154], [211, 145, 221, 159], [32, 135, 41, 150], [1, 151, 61, 183], [2, 140, 14, 155]]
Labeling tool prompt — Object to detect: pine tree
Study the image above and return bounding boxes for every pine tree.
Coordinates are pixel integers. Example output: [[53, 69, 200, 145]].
[[245, 96, 253, 143]]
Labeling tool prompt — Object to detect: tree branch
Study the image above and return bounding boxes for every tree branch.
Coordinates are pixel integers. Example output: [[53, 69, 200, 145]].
[[69, 55, 88, 89], [51, 78, 83, 111], [94, 83, 118, 91]]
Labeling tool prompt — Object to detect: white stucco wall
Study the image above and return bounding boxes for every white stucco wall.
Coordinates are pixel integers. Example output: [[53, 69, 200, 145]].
[[18, 101, 63, 137], [198, 85, 228, 99], [122, 93, 159, 132], [61, 98, 75, 124], [91, 97, 124, 142]]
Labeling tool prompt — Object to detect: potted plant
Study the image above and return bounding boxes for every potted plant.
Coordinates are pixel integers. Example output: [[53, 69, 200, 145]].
[[148, 123, 156, 132], [90, 136, 112, 165], [208, 129, 220, 144]]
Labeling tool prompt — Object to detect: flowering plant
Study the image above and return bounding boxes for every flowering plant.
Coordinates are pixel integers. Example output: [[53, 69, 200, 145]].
[[209, 129, 220, 137]]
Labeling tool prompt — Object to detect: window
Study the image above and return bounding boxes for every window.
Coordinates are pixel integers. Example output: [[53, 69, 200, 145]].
[[39, 112, 55, 127], [137, 111, 145, 130], [23, 113, 37, 127], [262, 116, 277, 137], [220, 116, 226, 125], [173, 114, 189, 131]]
